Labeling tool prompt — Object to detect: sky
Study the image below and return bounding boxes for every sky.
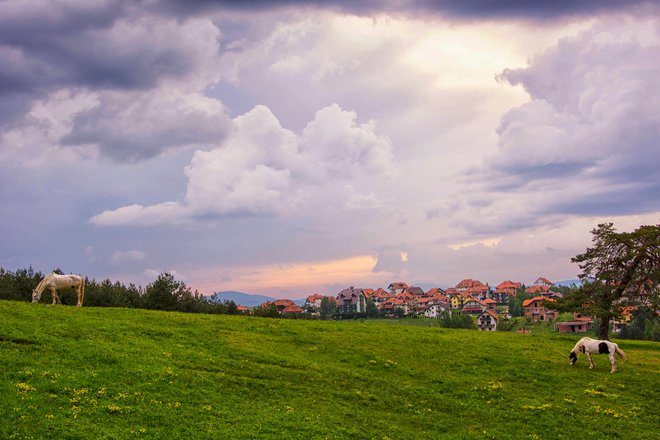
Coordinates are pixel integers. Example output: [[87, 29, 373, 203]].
[[1, 0, 659, 299]]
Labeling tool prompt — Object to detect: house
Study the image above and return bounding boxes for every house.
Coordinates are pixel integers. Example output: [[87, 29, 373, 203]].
[[426, 287, 446, 297], [381, 298, 409, 315], [336, 287, 367, 315], [611, 307, 637, 333], [462, 298, 486, 314], [371, 288, 393, 305], [483, 298, 497, 311], [274, 299, 298, 312], [304, 293, 324, 309], [388, 282, 409, 295], [525, 285, 550, 296], [407, 286, 426, 297], [449, 291, 471, 309], [534, 277, 553, 287], [478, 310, 498, 331], [424, 302, 450, 319], [281, 304, 303, 316], [493, 280, 521, 304], [456, 279, 490, 300], [555, 321, 592, 333], [522, 297, 556, 322], [236, 305, 252, 315]]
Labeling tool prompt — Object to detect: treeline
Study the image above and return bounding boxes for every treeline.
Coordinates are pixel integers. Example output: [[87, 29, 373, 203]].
[[0, 267, 238, 315]]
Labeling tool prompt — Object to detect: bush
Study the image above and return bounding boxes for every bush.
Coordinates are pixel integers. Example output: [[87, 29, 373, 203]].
[[619, 308, 660, 341], [439, 311, 476, 330]]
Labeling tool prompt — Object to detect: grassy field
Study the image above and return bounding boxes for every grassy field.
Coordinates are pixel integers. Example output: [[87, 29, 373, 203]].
[[1, 301, 658, 439]]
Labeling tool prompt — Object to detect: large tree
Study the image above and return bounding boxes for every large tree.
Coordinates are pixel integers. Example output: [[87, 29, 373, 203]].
[[557, 223, 660, 340]]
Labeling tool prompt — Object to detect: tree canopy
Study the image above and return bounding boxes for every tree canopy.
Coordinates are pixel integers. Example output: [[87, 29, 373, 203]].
[[556, 222, 660, 339]]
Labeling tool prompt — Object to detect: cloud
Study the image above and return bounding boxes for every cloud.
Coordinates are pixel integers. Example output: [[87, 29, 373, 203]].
[[459, 19, 660, 234], [0, 2, 224, 138], [91, 103, 395, 225], [186, 254, 389, 297], [90, 202, 190, 227], [155, 0, 657, 21], [110, 249, 147, 264], [62, 90, 231, 161]]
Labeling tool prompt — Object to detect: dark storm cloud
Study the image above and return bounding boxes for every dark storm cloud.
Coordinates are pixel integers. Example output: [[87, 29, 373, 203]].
[[0, 1, 220, 129], [0, 1, 126, 118], [61, 92, 231, 162], [155, 0, 655, 19]]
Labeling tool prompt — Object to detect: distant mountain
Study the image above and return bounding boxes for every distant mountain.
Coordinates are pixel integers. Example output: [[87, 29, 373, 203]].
[[211, 291, 306, 307], [554, 279, 582, 287], [212, 291, 277, 307]]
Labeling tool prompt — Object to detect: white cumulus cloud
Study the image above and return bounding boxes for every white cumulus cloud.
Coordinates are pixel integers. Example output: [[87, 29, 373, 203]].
[[91, 103, 395, 226]]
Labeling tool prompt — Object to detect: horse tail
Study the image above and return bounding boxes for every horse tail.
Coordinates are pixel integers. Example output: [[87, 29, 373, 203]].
[[80, 276, 85, 307], [615, 345, 627, 360]]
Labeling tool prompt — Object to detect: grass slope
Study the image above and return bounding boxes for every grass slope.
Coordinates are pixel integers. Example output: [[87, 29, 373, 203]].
[[1, 301, 658, 439]]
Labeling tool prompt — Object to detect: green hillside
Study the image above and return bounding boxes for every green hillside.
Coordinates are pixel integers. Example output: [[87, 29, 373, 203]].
[[1, 301, 658, 439]]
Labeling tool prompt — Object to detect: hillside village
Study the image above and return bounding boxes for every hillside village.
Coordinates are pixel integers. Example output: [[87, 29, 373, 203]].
[[248, 277, 634, 334]]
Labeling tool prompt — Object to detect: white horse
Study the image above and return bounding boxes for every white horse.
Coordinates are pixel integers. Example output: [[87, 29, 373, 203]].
[[569, 337, 627, 373], [32, 272, 85, 307]]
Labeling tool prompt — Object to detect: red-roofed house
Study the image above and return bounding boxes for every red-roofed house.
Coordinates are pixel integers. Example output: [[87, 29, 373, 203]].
[[388, 282, 409, 295], [555, 320, 592, 333], [456, 279, 485, 291], [477, 310, 498, 331], [523, 297, 556, 322], [463, 298, 487, 314], [407, 286, 425, 297], [371, 288, 393, 305], [483, 298, 497, 311], [281, 304, 303, 316], [304, 294, 324, 309], [493, 280, 522, 304], [426, 287, 446, 297], [274, 299, 297, 311], [336, 287, 367, 315], [424, 301, 450, 319], [534, 277, 553, 287], [526, 285, 549, 295], [236, 305, 251, 315]]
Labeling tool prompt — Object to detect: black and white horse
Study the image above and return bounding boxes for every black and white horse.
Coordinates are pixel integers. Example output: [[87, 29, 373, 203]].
[[569, 337, 627, 373]]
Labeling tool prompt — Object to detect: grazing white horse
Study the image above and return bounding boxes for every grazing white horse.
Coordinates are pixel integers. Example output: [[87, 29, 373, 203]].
[[32, 272, 85, 307], [569, 337, 627, 373]]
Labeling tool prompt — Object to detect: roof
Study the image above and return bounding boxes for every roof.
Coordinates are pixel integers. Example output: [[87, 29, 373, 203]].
[[496, 280, 521, 290], [522, 296, 552, 307], [388, 282, 409, 290], [306, 293, 323, 302], [456, 279, 486, 289], [526, 285, 549, 294], [556, 321, 592, 326], [535, 277, 553, 285], [274, 299, 297, 307], [281, 305, 303, 313], [480, 310, 498, 320]]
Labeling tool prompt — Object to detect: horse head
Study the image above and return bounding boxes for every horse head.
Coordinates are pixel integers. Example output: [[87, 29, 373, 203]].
[[31, 289, 40, 303], [569, 350, 577, 365]]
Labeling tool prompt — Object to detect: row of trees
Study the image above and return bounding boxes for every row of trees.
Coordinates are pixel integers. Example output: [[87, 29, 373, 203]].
[[0, 267, 238, 315]]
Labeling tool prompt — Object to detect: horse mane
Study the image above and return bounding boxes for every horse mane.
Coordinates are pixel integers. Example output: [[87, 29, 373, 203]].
[[572, 337, 589, 352], [33, 273, 54, 294]]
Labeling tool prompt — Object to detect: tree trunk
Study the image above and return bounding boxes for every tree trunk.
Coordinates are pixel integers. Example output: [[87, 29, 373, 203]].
[[598, 316, 610, 340]]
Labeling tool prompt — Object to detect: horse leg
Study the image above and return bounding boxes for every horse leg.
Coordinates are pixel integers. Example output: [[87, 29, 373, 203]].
[[76, 285, 82, 307], [609, 353, 617, 373], [50, 287, 58, 305], [586, 353, 595, 369]]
